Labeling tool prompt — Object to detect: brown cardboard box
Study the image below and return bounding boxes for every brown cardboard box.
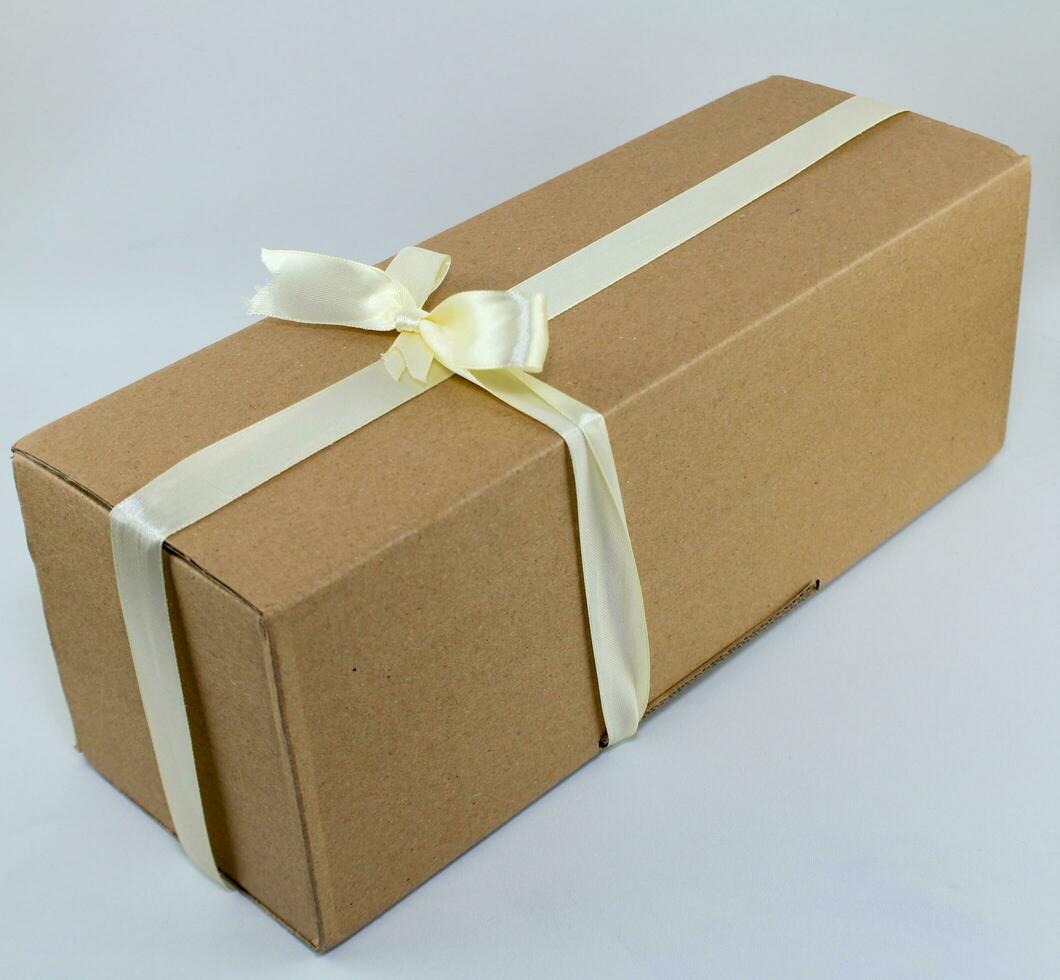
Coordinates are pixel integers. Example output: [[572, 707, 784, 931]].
[[12, 76, 1029, 950]]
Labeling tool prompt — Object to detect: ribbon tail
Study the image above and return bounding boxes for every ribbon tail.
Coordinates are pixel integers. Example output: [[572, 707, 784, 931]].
[[461, 367, 651, 744]]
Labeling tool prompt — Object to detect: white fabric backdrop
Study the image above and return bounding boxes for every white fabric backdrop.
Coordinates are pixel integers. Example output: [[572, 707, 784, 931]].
[[2, 2, 1057, 976]]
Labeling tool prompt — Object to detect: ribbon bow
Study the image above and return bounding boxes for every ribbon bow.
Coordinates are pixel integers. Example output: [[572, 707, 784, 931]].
[[249, 247, 549, 383]]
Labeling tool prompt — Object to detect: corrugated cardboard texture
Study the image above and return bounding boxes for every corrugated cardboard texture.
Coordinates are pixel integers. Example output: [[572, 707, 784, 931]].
[[13, 76, 1029, 949]]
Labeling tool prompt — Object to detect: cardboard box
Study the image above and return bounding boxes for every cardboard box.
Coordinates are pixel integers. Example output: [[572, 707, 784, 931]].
[[12, 76, 1029, 950]]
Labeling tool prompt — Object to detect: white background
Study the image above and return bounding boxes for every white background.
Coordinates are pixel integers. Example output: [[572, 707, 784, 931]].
[[2, 2, 1057, 977]]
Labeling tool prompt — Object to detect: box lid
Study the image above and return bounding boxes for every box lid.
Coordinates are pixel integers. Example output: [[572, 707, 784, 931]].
[[14, 76, 1022, 613]]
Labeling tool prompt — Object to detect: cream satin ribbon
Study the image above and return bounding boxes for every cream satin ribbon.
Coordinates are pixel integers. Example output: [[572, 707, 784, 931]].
[[109, 94, 904, 887]]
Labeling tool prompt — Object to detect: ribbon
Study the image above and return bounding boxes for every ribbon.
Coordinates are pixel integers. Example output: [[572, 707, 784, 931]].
[[109, 94, 905, 888]]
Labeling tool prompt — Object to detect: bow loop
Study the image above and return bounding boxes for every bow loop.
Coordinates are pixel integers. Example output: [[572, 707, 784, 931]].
[[249, 248, 548, 385], [420, 289, 549, 376], [386, 246, 451, 308], [250, 248, 418, 332]]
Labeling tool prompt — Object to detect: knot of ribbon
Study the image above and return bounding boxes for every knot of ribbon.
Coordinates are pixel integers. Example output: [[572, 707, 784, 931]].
[[249, 246, 549, 384]]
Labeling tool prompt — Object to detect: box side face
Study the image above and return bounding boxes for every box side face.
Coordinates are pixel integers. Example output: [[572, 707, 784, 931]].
[[270, 156, 1029, 947], [629, 158, 1029, 692], [12, 456, 321, 945]]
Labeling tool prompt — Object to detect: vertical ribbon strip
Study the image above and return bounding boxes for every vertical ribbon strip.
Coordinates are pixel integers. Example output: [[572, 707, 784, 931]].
[[109, 95, 904, 887]]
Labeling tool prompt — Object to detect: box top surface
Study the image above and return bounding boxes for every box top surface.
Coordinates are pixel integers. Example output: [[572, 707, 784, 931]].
[[15, 76, 1022, 612]]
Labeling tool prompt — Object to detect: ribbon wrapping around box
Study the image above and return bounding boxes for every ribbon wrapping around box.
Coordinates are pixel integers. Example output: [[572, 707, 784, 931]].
[[109, 95, 905, 887]]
